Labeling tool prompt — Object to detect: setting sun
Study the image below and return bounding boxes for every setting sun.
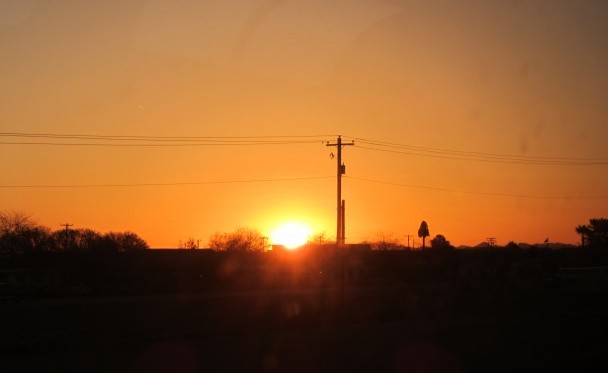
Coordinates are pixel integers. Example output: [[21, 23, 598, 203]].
[[270, 222, 312, 249]]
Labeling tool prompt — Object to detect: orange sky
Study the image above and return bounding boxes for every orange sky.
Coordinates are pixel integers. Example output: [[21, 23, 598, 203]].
[[1, 0, 607, 247]]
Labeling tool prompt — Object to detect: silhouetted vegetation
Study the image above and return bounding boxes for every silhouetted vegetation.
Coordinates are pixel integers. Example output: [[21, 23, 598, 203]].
[[3, 218, 608, 372], [0, 211, 148, 256], [368, 232, 401, 250], [307, 231, 330, 245], [179, 237, 200, 250], [576, 218, 608, 248], [430, 234, 453, 250], [418, 220, 430, 248], [208, 228, 266, 252]]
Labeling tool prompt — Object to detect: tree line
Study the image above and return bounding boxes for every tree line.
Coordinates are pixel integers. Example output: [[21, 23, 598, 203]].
[[3, 209, 605, 255], [0, 211, 148, 256]]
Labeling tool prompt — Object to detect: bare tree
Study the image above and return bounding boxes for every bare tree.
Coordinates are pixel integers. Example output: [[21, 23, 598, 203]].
[[0, 210, 35, 235], [308, 232, 330, 245], [180, 238, 199, 249], [53, 230, 148, 252], [0, 211, 51, 254], [105, 231, 149, 252], [75, 229, 104, 252], [0, 211, 149, 255], [209, 228, 266, 252], [371, 231, 401, 250]]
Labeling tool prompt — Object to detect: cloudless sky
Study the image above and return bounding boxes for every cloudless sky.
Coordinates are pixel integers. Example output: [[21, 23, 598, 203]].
[[1, 0, 607, 247]]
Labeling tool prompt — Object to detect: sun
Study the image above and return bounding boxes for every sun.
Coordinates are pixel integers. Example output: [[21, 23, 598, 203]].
[[270, 222, 312, 249]]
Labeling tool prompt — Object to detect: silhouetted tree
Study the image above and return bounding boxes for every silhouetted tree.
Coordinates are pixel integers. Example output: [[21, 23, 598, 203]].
[[180, 238, 199, 249], [505, 241, 520, 250], [0, 210, 35, 235], [308, 232, 330, 245], [209, 228, 266, 252], [50, 229, 148, 252], [0, 211, 148, 255], [576, 218, 608, 248], [0, 226, 52, 255], [0, 211, 53, 255], [418, 221, 430, 249], [74, 229, 104, 252], [104, 231, 149, 252], [430, 234, 452, 250], [52, 228, 77, 251], [575, 224, 590, 247], [371, 232, 401, 250]]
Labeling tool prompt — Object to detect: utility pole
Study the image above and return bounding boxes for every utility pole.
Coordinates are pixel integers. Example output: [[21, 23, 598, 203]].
[[60, 223, 73, 250], [326, 136, 354, 246], [340, 200, 346, 244], [406, 234, 412, 249]]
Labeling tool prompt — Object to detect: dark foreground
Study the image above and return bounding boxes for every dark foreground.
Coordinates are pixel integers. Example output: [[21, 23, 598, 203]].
[[2, 284, 608, 372], [2, 248, 608, 372]]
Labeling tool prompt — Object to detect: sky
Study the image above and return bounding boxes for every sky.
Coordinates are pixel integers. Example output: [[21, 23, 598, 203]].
[[1, 0, 607, 248]]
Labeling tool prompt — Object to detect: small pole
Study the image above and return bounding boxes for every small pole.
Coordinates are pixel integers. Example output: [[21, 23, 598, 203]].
[[60, 223, 73, 250], [340, 199, 346, 301], [340, 200, 346, 245]]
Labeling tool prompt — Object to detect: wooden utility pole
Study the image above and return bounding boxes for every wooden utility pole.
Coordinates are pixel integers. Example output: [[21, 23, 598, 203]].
[[326, 136, 354, 245], [340, 200, 346, 244], [60, 223, 73, 250]]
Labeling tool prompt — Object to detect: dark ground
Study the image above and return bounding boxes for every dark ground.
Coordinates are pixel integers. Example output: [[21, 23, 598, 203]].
[[2, 283, 608, 373], [2, 248, 608, 372]]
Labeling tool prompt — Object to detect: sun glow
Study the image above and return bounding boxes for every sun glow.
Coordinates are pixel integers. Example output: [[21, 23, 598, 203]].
[[270, 222, 312, 249]]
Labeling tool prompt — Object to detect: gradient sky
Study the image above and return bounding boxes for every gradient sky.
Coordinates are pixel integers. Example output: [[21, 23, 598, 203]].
[[1, 0, 607, 247]]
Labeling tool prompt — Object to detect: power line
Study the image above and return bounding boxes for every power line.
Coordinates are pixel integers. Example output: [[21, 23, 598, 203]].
[[0, 132, 334, 146], [348, 135, 608, 161], [5, 131, 608, 165], [7, 131, 607, 165], [0, 132, 335, 139], [354, 144, 608, 166], [346, 135, 608, 166], [0, 176, 333, 189], [346, 175, 608, 199], [0, 141, 322, 147]]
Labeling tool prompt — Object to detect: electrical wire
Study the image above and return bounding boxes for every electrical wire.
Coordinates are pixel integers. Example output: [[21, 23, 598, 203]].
[[0, 176, 333, 189], [346, 175, 608, 199], [347, 135, 607, 161], [345, 135, 608, 166], [0, 141, 321, 147], [0, 132, 334, 146], [6, 132, 606, 166], [0, 132, 335, 139]]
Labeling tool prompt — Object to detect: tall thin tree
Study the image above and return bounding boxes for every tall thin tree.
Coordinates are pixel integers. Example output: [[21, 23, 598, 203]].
[[418, 220, 430, 249]]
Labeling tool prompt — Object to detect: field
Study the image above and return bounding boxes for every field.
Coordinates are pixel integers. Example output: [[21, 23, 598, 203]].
[[2, 248, 608, 372]]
